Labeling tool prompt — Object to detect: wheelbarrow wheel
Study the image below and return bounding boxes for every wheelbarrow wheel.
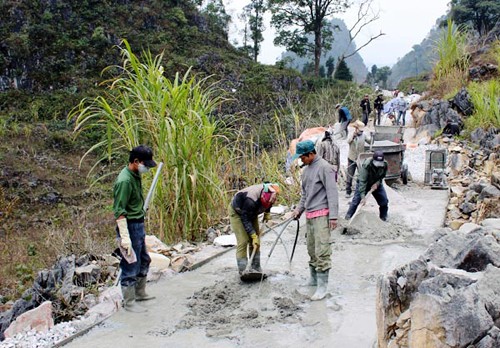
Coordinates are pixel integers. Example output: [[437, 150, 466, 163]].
[[401, 164, 409, 185]]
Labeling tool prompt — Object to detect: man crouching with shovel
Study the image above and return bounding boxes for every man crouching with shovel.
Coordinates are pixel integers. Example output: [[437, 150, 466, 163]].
[[229, 183, 280, 281], [292, 140, 339, 301]]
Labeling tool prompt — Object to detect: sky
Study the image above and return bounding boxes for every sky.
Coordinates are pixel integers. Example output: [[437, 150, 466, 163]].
[[222, 0, 450, 68]]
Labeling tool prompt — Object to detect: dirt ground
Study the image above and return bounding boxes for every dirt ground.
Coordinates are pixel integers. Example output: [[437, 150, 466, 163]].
[[64, 184, 448, 348]]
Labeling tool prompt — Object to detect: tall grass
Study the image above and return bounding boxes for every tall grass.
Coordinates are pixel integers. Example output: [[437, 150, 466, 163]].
[[431, 19, 470, 96], [465, 79, 500, 131], [69, 40, 228, 242]]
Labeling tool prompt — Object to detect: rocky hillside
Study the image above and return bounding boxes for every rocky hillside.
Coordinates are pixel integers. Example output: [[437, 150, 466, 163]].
[[387, 17, 444, 88], [279, 18, 369, 83]]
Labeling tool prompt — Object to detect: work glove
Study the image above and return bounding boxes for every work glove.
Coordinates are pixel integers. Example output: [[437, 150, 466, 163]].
[[263, 212, 271, 223], [116, 219, 132, 256], [251, 233, 260, 250]]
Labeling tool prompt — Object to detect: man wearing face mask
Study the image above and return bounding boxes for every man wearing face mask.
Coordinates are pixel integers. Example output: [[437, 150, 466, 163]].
[[345, 150, 389, 222], [113, 145, 157, 313], [230, 183, 280, 279]]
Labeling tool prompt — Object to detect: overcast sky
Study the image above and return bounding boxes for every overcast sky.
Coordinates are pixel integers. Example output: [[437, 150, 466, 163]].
[[223, 0, 450, 68]]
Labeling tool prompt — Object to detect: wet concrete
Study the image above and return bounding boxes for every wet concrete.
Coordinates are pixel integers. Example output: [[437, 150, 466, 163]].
[[64, 185, 448, 348]]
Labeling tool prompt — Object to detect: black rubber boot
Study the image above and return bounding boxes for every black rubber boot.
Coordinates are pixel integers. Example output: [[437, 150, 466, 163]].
[[251, 251, 262, 272], [135, 276, 155, 301], [122, 285, 147, 313]]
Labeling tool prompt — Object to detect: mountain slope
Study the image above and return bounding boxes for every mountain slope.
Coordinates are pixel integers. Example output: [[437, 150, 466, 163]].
[[388, 17, 445, 88], [279, 18, 369, 83]]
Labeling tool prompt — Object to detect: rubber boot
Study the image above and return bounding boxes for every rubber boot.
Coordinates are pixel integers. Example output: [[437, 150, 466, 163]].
[[251, 251, 268, 279], [237, 258, 247, 276], [122, 285, 147, 313], [251, 251, 262, 272], [135, 276, 155, 301], [311, 271, 329, 301], [303, 265, 317, 286]]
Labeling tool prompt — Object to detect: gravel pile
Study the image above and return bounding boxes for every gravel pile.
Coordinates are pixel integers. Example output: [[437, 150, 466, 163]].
[[0, 321, 78, 348], [404, 144, 443, 183]]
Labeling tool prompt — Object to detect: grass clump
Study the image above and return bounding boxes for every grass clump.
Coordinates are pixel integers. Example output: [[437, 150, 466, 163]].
[[431, 19, 470, 96], [465, 79, 500, 132], [70, 40, 229, 243]]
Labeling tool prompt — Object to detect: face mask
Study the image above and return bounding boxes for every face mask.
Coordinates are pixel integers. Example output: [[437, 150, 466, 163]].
[[138, 163, 150, 174]]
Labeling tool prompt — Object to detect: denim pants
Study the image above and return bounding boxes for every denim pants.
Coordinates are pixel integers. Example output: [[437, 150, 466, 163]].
[[118, 220, 151, 287], [345, 180, 389, 220], [397, 111, 405, 126], [362, 111, 369, 125], [306, 215, 332, 272]]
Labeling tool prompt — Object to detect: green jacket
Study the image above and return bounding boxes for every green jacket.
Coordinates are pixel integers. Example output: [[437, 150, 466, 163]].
[[113, 167, 144, 220], [358, 158, 387, 199]]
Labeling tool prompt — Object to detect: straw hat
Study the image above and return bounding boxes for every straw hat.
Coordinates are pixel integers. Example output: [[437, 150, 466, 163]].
[[352, 120, 365, 131]]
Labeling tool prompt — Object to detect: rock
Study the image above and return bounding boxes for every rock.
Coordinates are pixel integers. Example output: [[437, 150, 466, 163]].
[[213, 234, 237, 247], [464, 189, 479, 203], [449, 220, 465, 230], [145, 235, 169, 253], [449, 197, 459, 205], [270, 205, 287, 214], [170, 255, 194, 273], [450, 185, 466, 197], [149, 252, 171, 271], [101, 255, 120, 267], [481, 219, 500, 230], [492, 170, 500, 190], [479, 185, 500, 200], [409, 269, 492, 348], [459, 202, 476, 215], [74, 264, 101, 287], [459, 223, 481, 234], [4, 301, 54, 338], [205, 227, 218, 244], [448, 153, 469, 177]]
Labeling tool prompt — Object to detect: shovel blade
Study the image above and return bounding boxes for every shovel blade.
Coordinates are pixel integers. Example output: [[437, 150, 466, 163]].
[[240, 270, 266, 282]]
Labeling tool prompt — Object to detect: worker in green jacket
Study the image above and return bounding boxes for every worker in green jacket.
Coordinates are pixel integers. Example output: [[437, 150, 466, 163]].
[[345, 151, 389, 221], [113, 145, 157, 313]]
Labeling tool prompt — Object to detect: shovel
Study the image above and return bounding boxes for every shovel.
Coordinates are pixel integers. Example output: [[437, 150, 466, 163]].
[[240, 244, 264, 282]]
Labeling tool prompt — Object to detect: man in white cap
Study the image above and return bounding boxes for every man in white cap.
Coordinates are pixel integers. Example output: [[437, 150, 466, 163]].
[[345, 120, 369, 198], [345, 150, 389, 221], [292, 140, 339, 301]]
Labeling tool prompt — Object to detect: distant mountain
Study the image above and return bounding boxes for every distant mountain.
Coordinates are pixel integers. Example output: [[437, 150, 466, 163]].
[[387, 17, 446, 88], [279, 18, 369, 83]]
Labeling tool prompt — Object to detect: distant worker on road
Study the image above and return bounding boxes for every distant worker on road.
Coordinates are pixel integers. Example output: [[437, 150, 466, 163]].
[[360, 94, 372, 126], [335, 104, 352, 138], [395, 94, 408, 126], [345, 121, 370, 198], [292, 140, 339, 301], [345, 151, 389, 222], [229, 183, 279, 279], [374, 94, 384, 126], [316, 129, 340, 182], [114, 145, 157, 313]]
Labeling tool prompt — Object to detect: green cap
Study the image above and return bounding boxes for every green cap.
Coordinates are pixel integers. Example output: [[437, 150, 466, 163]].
[[292, 140, 315, 160]]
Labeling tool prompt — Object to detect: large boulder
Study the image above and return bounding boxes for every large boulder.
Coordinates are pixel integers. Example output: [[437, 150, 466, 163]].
[[377, 226, 500, 348], [4, 301, 54, 339]]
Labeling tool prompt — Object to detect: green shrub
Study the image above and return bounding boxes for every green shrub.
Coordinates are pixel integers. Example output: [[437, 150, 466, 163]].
[[465, 79, 500, 131]]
